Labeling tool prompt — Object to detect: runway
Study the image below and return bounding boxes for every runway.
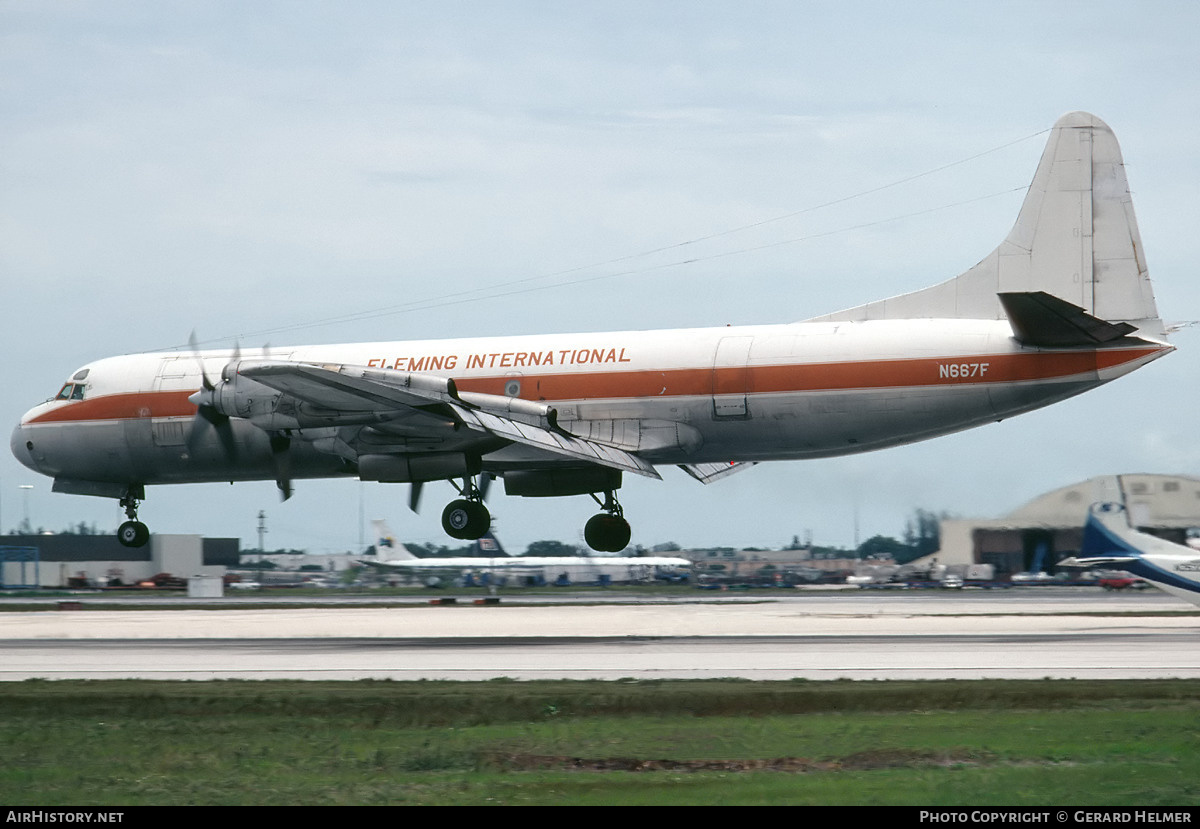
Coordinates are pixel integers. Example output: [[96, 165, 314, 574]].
[[3, 588, 1197, 681]]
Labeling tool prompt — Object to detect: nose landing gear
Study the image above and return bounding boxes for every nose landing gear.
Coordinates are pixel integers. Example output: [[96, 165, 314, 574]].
[[116, 487, 150, 548]]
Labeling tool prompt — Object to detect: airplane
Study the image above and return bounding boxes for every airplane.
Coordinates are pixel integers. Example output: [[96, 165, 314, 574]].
[[1060, 498, 1200, 609], [361, 520, 691, 582], [10, 112, 1174, 552]]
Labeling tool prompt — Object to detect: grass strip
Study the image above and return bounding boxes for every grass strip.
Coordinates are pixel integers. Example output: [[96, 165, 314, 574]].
[[1, 678, 1197, 805]]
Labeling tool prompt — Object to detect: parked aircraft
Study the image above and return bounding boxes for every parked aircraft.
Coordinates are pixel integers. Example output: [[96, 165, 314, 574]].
[[11, 113, 1174, 551], [1061, 500, 1200, 608], [361, 520, 691, 583]]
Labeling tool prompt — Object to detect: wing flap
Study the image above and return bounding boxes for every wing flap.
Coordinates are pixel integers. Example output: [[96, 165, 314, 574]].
[[450, 403, 661, 478], [679, 462, 758, 484]]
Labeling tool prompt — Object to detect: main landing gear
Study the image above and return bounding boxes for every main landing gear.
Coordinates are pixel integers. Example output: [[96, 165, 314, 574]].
[[440, 476, 491, 540], [117, 488, 150, 548], [433, 476, 630, 552], [584, 490, 631, 553]]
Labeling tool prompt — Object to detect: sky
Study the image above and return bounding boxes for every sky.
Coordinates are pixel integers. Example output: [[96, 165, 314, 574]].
[[2, 1, 1198, 554]]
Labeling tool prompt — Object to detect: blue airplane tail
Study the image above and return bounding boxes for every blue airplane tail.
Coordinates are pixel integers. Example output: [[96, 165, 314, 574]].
[[1080, 503, 1141, 560], [473, 530, 510, 556]]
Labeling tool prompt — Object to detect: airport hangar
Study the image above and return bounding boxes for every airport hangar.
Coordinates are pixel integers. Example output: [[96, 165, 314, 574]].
[[930, 474, 1200, 576]]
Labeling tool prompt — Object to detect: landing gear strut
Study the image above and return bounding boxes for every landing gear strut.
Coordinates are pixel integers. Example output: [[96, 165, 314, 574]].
[[116, 488, 150, 548], [584, 490, 631, 553], [441, 476, 491, 540]]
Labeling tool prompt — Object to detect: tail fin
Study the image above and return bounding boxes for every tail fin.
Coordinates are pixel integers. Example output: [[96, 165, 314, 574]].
[[370, 519, 417, 561], [812, 112, 1166, 340], [1080, 502, 1141, 562], [473, 530, 512, 556]]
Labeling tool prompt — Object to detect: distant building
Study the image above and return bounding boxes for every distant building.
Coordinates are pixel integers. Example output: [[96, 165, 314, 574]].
[[678, 546, 876, 580], [1, 534, 237, 588], [934, 474, 1200, 576], [240, 551, 361, 573]]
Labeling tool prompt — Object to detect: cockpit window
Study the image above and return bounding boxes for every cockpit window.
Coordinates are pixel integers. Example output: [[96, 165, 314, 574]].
[[55, 383, 86, 401]]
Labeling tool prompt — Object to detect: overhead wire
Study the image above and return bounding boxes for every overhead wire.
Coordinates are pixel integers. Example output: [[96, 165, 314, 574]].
[[183, 127, 1049, 349]]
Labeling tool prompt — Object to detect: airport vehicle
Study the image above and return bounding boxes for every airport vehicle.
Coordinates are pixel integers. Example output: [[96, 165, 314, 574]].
[[1061, 501, 1200, 607], [11, 113, 1173, 551], [362, 520, 691, 584], [1098, 575, 1146, 591], [1010, 571, 1056, 584]]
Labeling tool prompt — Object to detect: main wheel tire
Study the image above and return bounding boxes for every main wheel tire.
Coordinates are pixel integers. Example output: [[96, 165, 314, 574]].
[[117, 520, 150, 548], [584, 513, 631, 553], [441, 500, 490, 540]]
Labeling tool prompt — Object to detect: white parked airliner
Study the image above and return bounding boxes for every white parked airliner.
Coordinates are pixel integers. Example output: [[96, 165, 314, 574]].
[[363, 520, 691, 582], [11, 113, 1174, 551]]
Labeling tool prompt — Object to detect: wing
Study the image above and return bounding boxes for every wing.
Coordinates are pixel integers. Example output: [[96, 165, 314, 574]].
[[236, 360, 661, 479]]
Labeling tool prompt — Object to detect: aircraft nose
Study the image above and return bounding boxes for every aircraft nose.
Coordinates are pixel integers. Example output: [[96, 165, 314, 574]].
[[10, 420, 40, 474]]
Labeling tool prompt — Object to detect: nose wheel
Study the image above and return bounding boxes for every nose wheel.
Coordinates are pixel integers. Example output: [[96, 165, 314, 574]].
[[117, 488, 150, 548], [584, 491, 631, 553]]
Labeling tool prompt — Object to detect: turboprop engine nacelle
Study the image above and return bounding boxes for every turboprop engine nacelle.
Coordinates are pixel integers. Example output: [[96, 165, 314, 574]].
[[189, 364, 286, 424], [190, 362, 411, 431]]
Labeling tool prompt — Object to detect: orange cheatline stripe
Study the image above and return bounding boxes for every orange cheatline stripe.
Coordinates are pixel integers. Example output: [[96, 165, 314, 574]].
[[459, 346, 1163, 399], [26, 345, 1166, 424], [27, 391, 198, 424]]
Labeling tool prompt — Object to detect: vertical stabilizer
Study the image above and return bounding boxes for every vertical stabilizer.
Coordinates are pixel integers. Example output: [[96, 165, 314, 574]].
[[371, 519, 417, 561], [473, 530, 512, 556], [811, 113, 1166, 340]]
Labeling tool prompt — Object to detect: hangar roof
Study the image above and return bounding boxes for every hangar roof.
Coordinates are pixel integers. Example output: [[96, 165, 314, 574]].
[[1005, 474, 1200, 528]]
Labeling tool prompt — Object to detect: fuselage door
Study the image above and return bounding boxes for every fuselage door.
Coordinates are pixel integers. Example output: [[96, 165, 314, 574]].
[[151, 357, 198, 447], [711, 336, 754, 419]]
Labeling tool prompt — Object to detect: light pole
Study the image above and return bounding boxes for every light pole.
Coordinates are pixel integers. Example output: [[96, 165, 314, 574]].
[[18, 485, 33, 534]]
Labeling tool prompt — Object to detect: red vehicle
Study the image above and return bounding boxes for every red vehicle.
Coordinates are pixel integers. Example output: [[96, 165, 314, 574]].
[[1099, 576, 1145, 591]]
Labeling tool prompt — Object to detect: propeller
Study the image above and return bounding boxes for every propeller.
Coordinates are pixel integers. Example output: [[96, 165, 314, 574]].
[[186, 334, 297, 500], [269, 432, 293, 501], [408, 472, 491, 514], [185, 332, 239, 462]]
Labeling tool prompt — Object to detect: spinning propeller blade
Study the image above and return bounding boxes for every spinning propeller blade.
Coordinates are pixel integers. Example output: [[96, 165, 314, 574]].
[[185, 332, 238, 462], [269, 433, 293, 501]]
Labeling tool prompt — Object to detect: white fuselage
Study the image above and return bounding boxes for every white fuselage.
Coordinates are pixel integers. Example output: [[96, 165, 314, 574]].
[[11, 317, 1171, 490]]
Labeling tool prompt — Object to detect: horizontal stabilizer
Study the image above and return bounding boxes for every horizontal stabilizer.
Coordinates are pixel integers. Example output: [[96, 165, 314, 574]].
[[999, 291, 1137, 348], [1058, 555, 1136, 568]]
